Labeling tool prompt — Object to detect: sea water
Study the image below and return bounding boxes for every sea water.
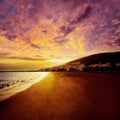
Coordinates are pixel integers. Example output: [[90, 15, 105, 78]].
[[0, 72, 48, 101]]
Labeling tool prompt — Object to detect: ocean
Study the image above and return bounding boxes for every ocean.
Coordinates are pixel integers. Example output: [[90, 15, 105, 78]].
[[0, 72, 49, 101]]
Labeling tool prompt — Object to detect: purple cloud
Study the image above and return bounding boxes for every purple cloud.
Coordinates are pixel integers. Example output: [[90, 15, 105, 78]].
[[30, 43, 40, 49], [0, 0, 120, 59]]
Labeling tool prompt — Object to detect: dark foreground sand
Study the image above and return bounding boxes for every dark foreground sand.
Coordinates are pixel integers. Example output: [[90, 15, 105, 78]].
[[0, 72, 120, 120]]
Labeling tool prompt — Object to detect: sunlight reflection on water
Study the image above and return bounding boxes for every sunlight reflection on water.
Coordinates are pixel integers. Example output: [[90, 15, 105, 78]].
[[0, 72, 49, 101]]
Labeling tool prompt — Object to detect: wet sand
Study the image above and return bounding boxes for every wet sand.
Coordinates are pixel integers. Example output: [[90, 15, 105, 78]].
[[0, 72, 120, 120]]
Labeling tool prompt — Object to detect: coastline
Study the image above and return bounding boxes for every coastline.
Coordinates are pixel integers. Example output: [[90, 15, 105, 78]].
[[0, 72, 120, 120]]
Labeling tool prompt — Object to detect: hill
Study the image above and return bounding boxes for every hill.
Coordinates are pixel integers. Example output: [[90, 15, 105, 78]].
[[41, 52, 120, 72]]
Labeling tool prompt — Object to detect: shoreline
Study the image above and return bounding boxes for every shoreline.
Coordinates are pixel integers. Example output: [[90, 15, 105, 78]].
[[0, 72, 120, 120]]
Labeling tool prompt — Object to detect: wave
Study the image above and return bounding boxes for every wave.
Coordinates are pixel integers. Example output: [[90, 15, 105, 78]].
[[0, 72, 49, 101]]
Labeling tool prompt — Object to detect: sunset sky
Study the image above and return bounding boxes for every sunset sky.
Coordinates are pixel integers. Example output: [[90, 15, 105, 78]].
[[0, 0, 120, 70]]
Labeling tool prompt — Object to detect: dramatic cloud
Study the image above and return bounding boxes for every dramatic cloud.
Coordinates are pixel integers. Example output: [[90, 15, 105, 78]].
[[0, 0, 120, 61], [59, 5, 93, 36]]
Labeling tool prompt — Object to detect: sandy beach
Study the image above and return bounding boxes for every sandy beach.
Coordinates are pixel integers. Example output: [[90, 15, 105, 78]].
[[0, 72, 120, 120]]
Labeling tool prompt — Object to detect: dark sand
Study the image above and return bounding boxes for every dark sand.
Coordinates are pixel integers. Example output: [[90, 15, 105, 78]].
[[0, 72, 120, 120]]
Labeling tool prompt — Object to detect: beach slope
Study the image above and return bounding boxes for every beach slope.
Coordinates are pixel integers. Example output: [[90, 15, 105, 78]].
[[0, 72, 120, 120]]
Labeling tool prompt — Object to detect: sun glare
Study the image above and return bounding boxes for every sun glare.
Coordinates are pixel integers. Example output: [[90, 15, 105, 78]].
[[49, 59, 72, 65], [38, 72, 49, 81]]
